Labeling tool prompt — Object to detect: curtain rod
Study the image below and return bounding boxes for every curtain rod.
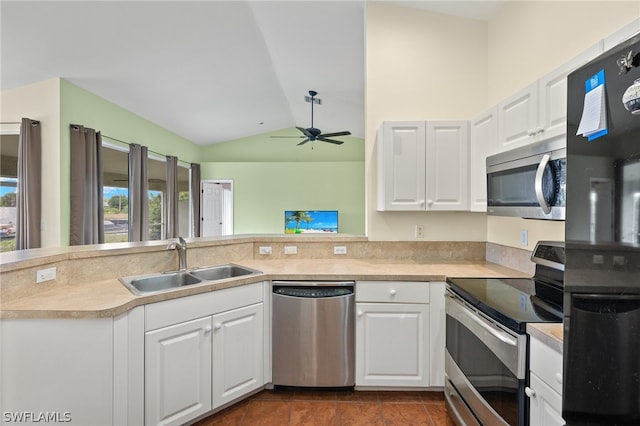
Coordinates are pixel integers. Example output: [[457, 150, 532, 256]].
[[1, 121, 39, 125], [102, 134, 191, 166]]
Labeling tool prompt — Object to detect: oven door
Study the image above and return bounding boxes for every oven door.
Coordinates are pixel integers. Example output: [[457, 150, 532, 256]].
[[445, 289, 527, 426]]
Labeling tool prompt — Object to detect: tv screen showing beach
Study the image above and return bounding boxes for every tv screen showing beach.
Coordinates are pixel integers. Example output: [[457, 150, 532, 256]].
[[285, 210, 338, 234]]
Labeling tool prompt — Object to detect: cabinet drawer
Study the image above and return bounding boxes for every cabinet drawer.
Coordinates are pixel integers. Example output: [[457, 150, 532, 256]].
[[530, 336, 563, 395], [145, 282, 264, 331], [356, 281, 429, 303]]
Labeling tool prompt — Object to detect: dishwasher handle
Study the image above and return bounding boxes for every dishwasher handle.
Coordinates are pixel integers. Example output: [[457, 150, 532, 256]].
[[273, 285, 354, 298]]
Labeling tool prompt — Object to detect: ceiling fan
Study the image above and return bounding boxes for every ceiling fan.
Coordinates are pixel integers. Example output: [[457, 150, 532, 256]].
[[273, 90, 351, 146]]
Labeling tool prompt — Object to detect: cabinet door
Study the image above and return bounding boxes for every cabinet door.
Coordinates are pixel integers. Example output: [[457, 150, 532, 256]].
[[378, 121, 426, 211], [469, 108, 498, 211], [498, 82, 539, 151], [356, 303, 429, 387], [426, 121, 469, 211], [538, 41, 603, 142], [212, 303, 264, 409], [145, 316, 212, 426], [528, 373, 565, 426]]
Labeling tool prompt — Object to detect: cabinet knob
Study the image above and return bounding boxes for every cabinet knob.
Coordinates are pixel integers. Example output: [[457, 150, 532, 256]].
[[214, 323, 222, 331], [536, 127, 545, 134], [427, 199, 433, 206], [357, 311, 364, 317], [204, 325, 212, 334], [525, 387, 536, 398], [527, 129, 535, 136], [389, 289, 397, 296], [555, 373, 563, 384]]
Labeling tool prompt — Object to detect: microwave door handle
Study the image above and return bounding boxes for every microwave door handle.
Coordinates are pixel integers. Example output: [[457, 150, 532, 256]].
[[534, 153, 552, 214]]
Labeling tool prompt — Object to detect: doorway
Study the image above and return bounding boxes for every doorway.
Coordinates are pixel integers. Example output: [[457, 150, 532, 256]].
[[201, 180, 233, 236]]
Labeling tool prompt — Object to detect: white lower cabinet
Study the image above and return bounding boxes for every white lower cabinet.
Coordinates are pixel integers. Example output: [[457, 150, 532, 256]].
[[527, 335, 565, 426], [356, 302, 429, 387], [355, 281, 444, 388], [144, 282, 265, 426], [145, 317, 213, 426], [212, 303, 264, 408]]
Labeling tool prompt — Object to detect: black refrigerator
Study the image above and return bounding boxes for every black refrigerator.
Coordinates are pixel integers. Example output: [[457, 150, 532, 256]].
[[565, 34, 640, 425]]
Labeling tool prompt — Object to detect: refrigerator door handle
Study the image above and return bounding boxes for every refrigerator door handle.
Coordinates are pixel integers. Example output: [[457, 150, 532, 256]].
[[535, 153, 552, 214]]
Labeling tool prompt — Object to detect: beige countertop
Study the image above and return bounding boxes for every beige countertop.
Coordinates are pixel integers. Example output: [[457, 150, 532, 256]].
[[1, 259, 526, 319], [528, 323, 564, 352]]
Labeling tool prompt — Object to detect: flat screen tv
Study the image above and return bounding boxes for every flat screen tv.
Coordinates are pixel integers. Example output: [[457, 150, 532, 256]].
[[284, 210, 338, 234]]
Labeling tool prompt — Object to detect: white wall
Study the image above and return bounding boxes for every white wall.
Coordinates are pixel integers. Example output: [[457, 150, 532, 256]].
[[0, 78, 61, 248], [365, 2, 489, 241], [485, 1, 640, 249]]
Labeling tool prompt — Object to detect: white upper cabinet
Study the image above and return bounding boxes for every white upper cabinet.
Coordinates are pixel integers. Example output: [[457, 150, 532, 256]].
[[538, 41, 604, 141], [378, 121, 426, 211], [498, 41, 603, 152], [426, 121, 469, 211], [498, 82, 540, 151], [469, 107, 498, 212], [378, 120, 469, 211], [604, 18, 640, 51]]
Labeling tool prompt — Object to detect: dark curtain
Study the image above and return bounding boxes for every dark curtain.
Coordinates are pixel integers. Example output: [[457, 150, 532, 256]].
[[128, 143, 149, 242], [190, 163, 201, 237], [70, 124, 104, 245], [15, 118, 42, 250], [165, 155, 178, 239]]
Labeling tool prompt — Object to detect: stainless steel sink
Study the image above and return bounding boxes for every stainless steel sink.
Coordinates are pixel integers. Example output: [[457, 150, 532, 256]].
[[190, 264, 256, 281], [119, 264, 261, 295]]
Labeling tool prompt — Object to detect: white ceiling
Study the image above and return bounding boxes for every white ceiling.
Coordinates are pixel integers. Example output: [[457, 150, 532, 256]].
[[1, 1, 500, 146]]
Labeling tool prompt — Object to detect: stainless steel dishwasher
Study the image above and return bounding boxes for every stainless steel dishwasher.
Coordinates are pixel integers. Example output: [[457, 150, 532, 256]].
[[272, 280, 355, 388]]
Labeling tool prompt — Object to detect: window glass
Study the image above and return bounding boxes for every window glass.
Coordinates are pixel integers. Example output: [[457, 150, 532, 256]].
[[102, 144, 130, 243], [0, 134, 19, 252], [147, 155, 166, 241], [178, 163, 191, 237]]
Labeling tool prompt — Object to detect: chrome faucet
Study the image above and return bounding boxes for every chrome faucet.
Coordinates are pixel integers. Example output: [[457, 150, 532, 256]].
[[167, 237, 188, 271]]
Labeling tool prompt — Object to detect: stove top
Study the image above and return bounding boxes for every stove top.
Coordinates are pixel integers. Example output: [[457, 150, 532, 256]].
[[447, 241, 565, 334], [446, 277, 563, 333]]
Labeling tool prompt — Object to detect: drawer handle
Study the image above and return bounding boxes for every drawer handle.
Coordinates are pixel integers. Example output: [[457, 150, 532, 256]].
[[525, 387, 536, 398], [390, 289, 397, 296], [555, 373, 563, 384]]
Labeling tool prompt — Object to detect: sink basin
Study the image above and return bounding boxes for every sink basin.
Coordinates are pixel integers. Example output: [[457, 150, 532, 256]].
[[124, 271, 202, 294], [119, 264, 261, 295], [190, 264, 256, 281]]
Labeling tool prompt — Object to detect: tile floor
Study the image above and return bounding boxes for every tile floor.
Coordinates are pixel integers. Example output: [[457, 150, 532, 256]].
[[193, 389, 455, 425]]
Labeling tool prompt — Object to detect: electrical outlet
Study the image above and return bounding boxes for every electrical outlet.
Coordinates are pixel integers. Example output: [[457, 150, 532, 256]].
[[415, 225, 424, 238], [284, 245, 297, 255], [334, 246, 347, 255], [520, 229, 528, 246], [36, 267, 56, 283], [259, 246, 272, 255]]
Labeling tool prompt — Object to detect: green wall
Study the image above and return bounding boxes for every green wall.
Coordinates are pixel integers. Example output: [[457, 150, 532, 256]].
[[59, 79, 202, 245], [57, 79, 365, 241], [201, 161, 365, 235]]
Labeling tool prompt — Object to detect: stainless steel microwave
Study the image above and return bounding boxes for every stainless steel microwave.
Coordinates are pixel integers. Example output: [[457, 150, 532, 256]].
[[486, 137, 566, 220]]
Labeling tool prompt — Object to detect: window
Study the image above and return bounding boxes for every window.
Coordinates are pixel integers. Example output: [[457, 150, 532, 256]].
[[102, 143, 130, 243], [178, 163, 191, 237], [147, 155, 166, 241], [0, 134, 19, 252]]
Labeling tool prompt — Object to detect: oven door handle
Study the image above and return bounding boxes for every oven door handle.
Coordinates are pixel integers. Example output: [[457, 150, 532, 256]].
[[446, 291, 526, 379], [447, 293, 517, 347], [534, 153, 552, 214]]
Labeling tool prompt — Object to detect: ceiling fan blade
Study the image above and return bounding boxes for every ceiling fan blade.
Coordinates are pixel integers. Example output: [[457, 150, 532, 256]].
[[297, 138, 310, 146], [317, 137, 344, 145], [296, 126, 313, 138], [320, 131, 351, 138], [270, 135, 305, 138]]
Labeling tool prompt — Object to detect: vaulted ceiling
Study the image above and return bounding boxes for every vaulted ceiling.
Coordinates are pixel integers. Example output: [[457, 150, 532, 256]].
[[1, 1, 501, 146]]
